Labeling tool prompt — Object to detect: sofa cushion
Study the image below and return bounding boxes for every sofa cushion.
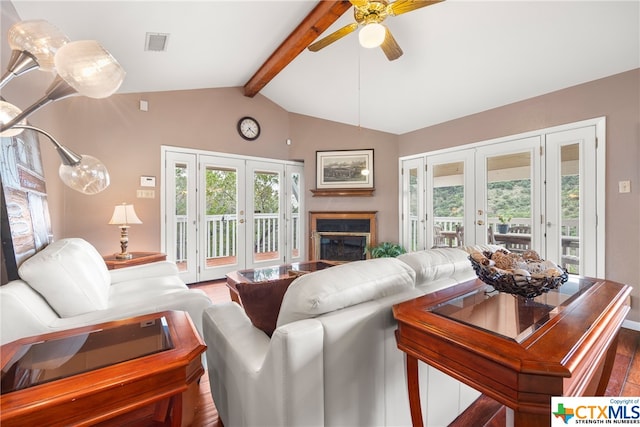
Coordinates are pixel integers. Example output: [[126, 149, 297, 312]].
[[236, 279, 293, 336], [396, 247, 476, 289], [276, 257, 416, 328], [18, 238, 111, 317]]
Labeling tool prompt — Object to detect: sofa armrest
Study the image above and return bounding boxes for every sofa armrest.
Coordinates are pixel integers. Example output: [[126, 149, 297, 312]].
[[109, 261, 180, 284], [203, 302, 324, 427]]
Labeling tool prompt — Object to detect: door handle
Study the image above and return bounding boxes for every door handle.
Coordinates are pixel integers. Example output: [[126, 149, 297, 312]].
[[477, 220, 484, 225], [239, 219, 245, 224]]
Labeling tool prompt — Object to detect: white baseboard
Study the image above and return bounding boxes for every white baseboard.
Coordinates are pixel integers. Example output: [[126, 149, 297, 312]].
[[622, 319, 640, 331]]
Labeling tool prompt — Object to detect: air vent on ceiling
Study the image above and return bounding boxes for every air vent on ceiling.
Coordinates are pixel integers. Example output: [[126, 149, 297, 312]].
[[145, 32, 169, 52]]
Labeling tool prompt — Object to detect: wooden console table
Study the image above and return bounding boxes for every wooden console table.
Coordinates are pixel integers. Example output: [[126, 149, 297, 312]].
[[393, 276, 631, 427], [1, 310, 205, 427]]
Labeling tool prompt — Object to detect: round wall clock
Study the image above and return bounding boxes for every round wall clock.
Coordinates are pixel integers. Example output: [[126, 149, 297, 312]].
[[237, 116, 260, 141]]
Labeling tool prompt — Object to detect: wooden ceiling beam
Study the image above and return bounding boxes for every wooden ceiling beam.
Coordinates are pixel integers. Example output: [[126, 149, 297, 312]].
[[243, 0, 352, 98]]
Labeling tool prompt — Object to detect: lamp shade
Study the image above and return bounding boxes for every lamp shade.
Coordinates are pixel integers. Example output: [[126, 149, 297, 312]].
[[8, 20, 69, 72], [108, 204, 142, 226], [359, 23, 386, 48], [0, 101, 27, 137], [54, 40, 126, 99]]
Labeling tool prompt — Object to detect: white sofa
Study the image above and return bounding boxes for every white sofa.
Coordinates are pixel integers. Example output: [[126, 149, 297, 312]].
[[0, 238, 213, 345], [203, 247, 487, 427]]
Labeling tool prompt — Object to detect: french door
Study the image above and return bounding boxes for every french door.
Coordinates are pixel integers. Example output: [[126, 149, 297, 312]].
[[400, 119, 603, 277], [163, 148, 304, 284]]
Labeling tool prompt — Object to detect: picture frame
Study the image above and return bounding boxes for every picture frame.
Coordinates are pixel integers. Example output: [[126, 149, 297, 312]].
[[316, 149, 374, 190], [0, 128, 53, 281]]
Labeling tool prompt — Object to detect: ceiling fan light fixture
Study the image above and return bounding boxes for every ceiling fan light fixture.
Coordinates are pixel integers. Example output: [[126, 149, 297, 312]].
[[359, 23, 386, 48]]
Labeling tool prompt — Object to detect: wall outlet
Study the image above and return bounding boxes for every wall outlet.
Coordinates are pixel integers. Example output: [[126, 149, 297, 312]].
[[618, 180, 631, 193]]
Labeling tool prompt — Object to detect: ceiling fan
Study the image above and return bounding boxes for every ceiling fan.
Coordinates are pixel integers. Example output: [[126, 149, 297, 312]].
[[308, 0, 442, 61]]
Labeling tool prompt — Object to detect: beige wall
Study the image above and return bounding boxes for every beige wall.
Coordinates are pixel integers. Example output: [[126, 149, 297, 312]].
[[397, 69, 640, 321], [288, 113, 400, 244], [36, 89, 399, 256], [41, 88, 295, 255]]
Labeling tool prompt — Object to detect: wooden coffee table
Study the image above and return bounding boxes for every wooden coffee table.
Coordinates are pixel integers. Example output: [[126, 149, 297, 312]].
[[393, 276, 631, 427], [226, 260, 338, 304], [0, 310, 206, 427]]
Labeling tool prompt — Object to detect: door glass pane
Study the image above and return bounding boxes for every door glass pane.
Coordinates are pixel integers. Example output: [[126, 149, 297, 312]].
[[560, 143, 580, 273], [290, 171, 301, 259], [409, 167, 419, 251], [254, 170, 280, 262], [205, 166, 238, 269], [174, 163, 188, 272], [432, 162, 464, 247], [487, 153, 532, 252]]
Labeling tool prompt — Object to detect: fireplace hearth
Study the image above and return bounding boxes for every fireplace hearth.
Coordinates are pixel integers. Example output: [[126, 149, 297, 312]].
[[309, 211, 377, 261]]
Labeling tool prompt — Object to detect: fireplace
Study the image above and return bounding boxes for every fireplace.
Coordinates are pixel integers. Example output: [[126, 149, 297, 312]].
[[309, 211, 377, 261]]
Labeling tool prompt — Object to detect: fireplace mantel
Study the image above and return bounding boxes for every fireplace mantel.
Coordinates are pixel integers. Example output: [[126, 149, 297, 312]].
[[309, 211, 377, 261]]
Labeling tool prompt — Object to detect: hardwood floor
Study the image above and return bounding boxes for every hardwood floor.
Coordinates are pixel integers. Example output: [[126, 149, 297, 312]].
[[105, 280, 640, 426]]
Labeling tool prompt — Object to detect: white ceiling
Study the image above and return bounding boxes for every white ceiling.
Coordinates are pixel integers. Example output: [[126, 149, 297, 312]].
[[10, 0, 640, 135]]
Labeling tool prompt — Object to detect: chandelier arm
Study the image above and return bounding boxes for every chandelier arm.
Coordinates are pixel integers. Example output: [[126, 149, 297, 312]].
[[0, 50, 39, 89], [0, 76, 78, 133], [11, 124, 82, 166]]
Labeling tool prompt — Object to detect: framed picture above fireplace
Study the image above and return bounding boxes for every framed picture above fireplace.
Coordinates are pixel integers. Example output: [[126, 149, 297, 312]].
[[316, 149, 374, 190]]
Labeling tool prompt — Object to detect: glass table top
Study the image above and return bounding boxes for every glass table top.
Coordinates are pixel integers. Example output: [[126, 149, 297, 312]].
[[429, 276, 596, 343], [238, 261, 335, 283], [1, 315, 173, 394]]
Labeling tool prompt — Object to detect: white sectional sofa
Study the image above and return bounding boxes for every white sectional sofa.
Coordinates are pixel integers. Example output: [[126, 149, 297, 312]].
[[0, 238, 213, 345], [203, 246, 489, 427]]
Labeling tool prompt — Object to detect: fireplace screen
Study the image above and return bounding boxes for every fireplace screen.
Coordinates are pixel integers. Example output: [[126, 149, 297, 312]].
[[314, 232, 370, 262]]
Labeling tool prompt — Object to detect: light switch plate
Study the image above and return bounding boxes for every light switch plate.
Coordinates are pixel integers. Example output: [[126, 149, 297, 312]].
[[618, 180, 631, 193], [137, 189, 155, 199]]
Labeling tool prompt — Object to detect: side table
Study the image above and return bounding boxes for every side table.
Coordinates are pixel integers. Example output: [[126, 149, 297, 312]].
[[393, 276, 631, 427], [103, 251, 167, 270], [1, 310, 206, 427]]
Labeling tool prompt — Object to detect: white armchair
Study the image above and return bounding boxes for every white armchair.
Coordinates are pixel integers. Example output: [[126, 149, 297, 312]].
[[0, 238, 212, 345]]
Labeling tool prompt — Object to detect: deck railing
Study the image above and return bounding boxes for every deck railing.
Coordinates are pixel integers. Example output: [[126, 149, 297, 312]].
[[174, 213, 299, 262], [410, 216, 579, 248]]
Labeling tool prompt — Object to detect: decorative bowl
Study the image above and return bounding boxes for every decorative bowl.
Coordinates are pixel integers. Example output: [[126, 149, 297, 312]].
[[469, 253, 569, 299]]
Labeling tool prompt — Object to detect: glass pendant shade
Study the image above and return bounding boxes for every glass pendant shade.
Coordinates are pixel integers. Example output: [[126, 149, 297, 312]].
[[59, 154, 110, 195], [0, 101, 26, 137], [359, 23, 386, 48], [8, 20, 69, 72], [54, 40, 126, 99]]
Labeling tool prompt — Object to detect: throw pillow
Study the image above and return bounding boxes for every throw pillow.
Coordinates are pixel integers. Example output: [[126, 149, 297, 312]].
[[236, 278, 295, 337]]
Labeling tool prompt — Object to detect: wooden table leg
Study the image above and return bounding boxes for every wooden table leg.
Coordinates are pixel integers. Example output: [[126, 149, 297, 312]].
[[171, 394, 183, 427], [406, 354, 424, 427], [152, 394, 183, 427]]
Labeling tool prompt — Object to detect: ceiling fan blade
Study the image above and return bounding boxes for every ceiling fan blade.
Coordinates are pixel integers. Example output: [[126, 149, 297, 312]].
[[308, 22, 359, 52], [389, 0, 443, 16], [380, 27, 403, 61]]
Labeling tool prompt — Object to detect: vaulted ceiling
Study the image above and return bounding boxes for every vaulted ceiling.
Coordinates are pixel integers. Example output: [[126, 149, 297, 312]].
[[9, 1, 640, 135]]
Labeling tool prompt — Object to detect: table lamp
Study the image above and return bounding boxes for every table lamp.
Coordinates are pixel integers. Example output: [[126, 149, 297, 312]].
[[108, 203, 142, 259]]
